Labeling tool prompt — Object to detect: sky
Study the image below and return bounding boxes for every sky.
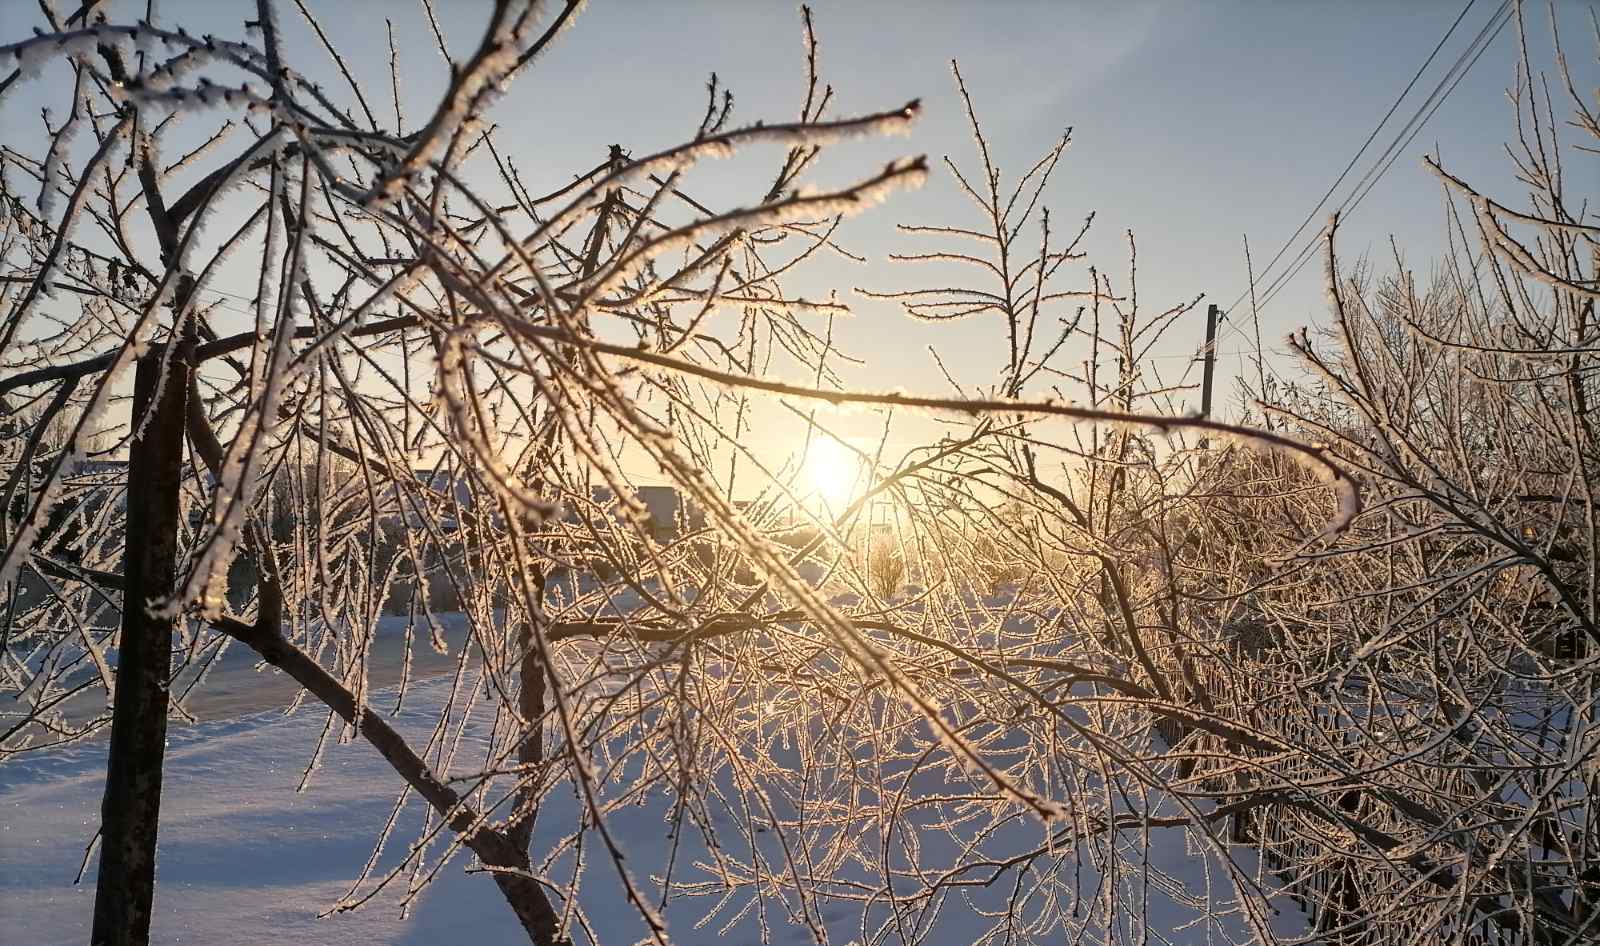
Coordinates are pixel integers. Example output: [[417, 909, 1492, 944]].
[[3, 0, 1594, 483], [472, 0, 1589, 392]]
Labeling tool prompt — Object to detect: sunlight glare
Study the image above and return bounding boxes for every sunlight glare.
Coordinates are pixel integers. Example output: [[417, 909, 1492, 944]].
[[806, 438, 858, 511]]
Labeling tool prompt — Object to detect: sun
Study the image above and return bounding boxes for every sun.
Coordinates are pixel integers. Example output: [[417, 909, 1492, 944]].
[[805, 437, 858, 511]]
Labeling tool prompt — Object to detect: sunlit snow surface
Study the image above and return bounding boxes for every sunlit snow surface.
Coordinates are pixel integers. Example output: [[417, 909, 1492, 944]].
[[2, 623, 1308, 945]]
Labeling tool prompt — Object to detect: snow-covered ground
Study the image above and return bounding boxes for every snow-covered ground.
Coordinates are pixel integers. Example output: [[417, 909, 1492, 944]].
[[2, 609, 1310, 945], [1, 675, 522, 945]]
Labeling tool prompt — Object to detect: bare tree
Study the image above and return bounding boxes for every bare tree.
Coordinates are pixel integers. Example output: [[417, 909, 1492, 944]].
[[852, 8, 1598, 943], [0, 3, 1375, 946], [1241, 13, 1598, 932], [1155, 9, 1599, 943]]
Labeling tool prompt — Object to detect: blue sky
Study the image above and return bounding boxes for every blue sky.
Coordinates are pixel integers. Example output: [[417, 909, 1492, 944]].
[[422, 1, 1592, 459], [487, 0, 1587, 392], [3, 1, 1593, 477]]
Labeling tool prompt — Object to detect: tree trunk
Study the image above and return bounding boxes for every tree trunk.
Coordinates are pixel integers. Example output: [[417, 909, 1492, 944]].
[[91, 346, 189, 946]]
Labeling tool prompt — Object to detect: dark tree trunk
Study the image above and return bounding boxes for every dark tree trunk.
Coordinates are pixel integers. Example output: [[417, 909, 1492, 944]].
[[91, 346, 190, 946]]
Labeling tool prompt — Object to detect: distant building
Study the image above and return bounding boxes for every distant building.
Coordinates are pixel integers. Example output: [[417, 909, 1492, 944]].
[[635, 485, 708, 540], [71, 457, 129, 478]]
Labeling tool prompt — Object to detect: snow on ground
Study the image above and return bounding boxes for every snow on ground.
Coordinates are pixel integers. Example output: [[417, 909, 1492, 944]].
[[2, 676, 525, 945], [2, 606, 1311, 945], [5, 672, 883, 945]]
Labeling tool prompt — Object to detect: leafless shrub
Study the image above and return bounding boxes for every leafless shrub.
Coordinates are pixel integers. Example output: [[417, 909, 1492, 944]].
[[864, 537, 906, 599], [0, 3, 1395, 945], [1214, 10, 1599, 941]]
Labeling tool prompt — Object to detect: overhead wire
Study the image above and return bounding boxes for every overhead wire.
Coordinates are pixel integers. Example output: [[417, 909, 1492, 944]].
[[1209, 0, 1513, 358], [1245, 0, 1513, 319], [1228, 0, 1484, 318]]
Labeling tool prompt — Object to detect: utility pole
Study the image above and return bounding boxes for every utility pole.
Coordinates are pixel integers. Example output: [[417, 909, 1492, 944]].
[[92, 344, 190, 946], [1199, 302, 1221, 421]]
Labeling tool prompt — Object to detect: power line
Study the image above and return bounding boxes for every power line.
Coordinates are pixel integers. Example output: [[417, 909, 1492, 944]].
[[1227, 0, 1483, 319], [1139, 346, 1280, 364], [1215, 0, 1513, 354], [1246, 0, 1513, 318]]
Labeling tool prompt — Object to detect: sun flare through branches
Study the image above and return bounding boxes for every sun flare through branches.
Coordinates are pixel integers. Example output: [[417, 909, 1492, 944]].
[[2, 2, 1592, 945], [803, 436, 861, 512]]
